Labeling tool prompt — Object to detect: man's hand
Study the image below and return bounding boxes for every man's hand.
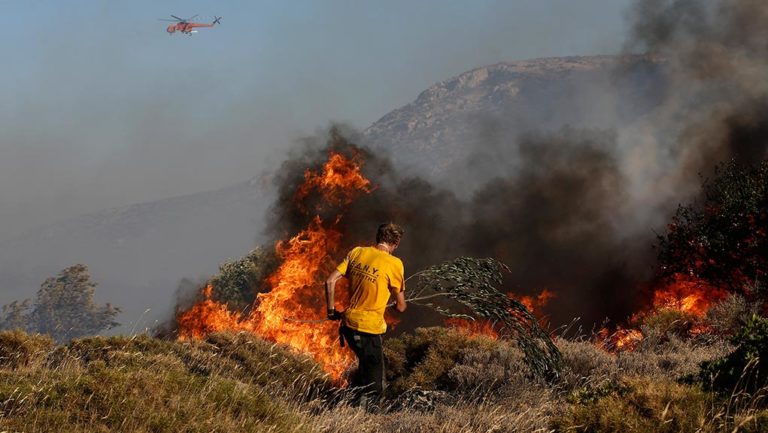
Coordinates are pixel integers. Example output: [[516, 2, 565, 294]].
[[327, 308, 342, 321]]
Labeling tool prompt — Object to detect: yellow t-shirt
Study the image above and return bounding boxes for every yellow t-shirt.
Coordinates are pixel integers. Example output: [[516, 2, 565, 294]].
[[335, 246, 405, 334]]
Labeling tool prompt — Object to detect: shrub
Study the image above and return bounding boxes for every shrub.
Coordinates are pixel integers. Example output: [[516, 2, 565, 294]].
[[384, 327, 533, 399], [552, 378, 712, 433], [209, 247, 277, 310], [656, 160, 768, 293], [640, 309, 700, 341], [696, 314, 768, 394], [705, 293, 757, 336], [0, 330, 53, 369], [555, 338, 620, 392]]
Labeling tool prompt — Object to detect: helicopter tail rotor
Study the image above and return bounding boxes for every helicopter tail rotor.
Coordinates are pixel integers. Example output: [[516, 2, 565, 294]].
[[213, 16, 222, 25]]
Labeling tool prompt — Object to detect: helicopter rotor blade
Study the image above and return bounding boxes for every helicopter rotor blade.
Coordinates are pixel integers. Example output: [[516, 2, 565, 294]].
[[187, 14, 198, 21], [170, 15, 184, 21], [158, 19, 179, 22]]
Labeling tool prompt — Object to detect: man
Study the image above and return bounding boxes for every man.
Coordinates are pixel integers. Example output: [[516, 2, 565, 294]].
[[325, 222, 407, 403]]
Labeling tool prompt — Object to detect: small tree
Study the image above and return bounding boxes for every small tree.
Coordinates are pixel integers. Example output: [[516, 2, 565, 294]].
[[0, 264, 121, 343]]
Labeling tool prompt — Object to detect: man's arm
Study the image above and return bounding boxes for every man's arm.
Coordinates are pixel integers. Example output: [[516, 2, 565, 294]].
[[394, 290, 407, 312], [325, 269, 343, 319]]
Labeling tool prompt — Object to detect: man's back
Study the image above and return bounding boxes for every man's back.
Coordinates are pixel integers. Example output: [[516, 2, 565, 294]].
[[336, 246, 404, 334]]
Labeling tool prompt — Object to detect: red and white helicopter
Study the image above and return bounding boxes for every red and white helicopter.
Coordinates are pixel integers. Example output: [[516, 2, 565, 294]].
[[160, 15, 221, 35]]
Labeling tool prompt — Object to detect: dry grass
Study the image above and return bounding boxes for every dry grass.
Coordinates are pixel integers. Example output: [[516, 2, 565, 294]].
[[0, 327, 760, 433]]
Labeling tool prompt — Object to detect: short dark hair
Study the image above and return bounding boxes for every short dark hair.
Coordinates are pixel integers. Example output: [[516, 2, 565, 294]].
[[376, 223, 404, 245]]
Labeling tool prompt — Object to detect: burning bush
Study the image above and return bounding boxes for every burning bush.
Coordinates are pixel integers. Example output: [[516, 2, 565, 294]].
[[657, 160, 768, 296], [208, 247, 277, 311]]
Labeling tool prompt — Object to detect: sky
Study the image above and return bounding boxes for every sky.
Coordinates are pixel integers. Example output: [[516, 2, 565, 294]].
[[0, 0, 634, 240]]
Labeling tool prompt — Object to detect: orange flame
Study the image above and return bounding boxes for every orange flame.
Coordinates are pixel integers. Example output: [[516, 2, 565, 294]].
[[444, 318, 499, 339], [594, 326, 643, 352], [651, 273, 728, 317], [594, 274, 730, 353], [176, 151, 372, 381], [177, 285, 255, 339], [513, 289, 555, 314], [295, 152, 372, 207]]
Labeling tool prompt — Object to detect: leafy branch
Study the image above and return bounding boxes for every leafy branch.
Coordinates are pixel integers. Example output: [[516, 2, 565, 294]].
[[401, 257, 562, 380]]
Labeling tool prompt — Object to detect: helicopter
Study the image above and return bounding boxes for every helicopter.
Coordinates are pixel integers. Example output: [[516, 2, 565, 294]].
[[160, 15, 221, 35]]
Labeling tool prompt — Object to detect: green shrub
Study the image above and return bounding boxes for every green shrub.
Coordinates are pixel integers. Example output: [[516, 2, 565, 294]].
[[696, 314, 768, 394], [210, 247, 277, 310]]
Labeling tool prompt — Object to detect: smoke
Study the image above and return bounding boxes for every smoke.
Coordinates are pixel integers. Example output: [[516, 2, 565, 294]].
[[263, 126, 649, 326], [259, 0, 768, 328], [625, 0, 768, 180]]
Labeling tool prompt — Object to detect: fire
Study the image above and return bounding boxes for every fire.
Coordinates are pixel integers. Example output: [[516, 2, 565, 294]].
[[177, 285, 255, 339], [176, 151, 372, 381], [254, 216, 353, 379], [595, 273, 731, 353], [295, 152, 372, 207], [651, 273, 728, 317], [513, 289, 555, 314], [445, 318, 499, 339]]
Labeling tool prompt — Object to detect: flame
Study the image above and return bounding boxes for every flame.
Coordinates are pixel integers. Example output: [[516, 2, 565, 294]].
[[295, 152, 372, 207], [444, 318, 499, 339], [651, 273, 728, 317], [176, 151, 372, 381], [254, 216, 353, 379], [513, 289, 555, 314], [594, 326, 643, 352], [594, 273, 731, 353], [177, 285, 255, 339]]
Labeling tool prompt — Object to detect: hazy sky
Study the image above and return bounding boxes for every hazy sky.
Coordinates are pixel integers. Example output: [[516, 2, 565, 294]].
[[0, 0, 633, 240]]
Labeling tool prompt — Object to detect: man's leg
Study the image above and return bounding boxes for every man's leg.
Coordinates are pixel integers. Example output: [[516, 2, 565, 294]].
[[340, 326, 365, 388], [340, 327, 385, 407], [358, 333, 385, 397]]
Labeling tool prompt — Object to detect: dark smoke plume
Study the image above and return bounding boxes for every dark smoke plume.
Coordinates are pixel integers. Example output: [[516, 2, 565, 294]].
[[267, 126, 651, 327]]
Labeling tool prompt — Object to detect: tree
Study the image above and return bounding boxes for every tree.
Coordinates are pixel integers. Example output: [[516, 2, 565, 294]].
[[657, 160, 768, 293], [0, 264, 121, 343]]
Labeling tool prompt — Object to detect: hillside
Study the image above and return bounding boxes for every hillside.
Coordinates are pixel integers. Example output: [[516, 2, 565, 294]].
[[363, 55, 665, 188], [0, 326, 750, 432]]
